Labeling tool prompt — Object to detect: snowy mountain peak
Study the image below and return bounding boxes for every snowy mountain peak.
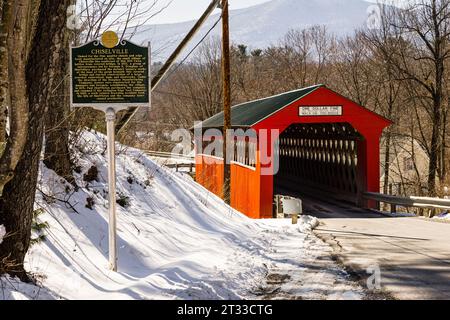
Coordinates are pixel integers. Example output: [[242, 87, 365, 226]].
[[133, 0, 374, 61]]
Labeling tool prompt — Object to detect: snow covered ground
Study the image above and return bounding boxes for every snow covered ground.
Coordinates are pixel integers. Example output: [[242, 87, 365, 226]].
[[1, 131, 364, 300], [433, 212, 450, 221]]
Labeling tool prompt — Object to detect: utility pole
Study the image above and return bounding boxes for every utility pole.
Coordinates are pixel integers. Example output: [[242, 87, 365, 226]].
[[116, 0, 221, 136], [221, 0, 231, 204]]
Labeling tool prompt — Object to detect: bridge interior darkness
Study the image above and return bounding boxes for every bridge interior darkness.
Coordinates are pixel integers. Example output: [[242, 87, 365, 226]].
[[274, 122, 364, 204]]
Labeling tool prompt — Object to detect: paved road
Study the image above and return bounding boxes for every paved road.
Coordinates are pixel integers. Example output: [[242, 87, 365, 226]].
[[301, 197, 450, 300]]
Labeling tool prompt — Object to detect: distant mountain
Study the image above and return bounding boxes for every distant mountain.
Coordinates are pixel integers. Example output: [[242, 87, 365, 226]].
[[133, 0, 375, 62]]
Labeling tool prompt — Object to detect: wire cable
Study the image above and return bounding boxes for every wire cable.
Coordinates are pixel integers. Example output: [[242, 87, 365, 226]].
[[164, 13, 223, 80], [154, 89, 222, 105]]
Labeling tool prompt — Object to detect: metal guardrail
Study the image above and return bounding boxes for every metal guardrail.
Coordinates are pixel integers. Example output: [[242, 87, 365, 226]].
[[363, 192, 450, 213], [144, 150, 194, 161], [144, 150, 195, 173], [165, 163, 195, 173]]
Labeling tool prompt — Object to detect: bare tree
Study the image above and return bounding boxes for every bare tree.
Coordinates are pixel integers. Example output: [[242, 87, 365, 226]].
[[332, 32, 379, 107], [0, 0, 40, 278], [156, 38, 223, 128], [361, 11, 405, 196], [0, 0, 6, 143], [0, 0, 33, 194], [0, 0, 6, 145], [367, 0, 450, 196], [76, 0, 172, 44]]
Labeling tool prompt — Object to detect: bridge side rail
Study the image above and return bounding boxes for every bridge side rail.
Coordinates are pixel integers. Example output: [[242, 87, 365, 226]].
[[363, 192, 450, 213]]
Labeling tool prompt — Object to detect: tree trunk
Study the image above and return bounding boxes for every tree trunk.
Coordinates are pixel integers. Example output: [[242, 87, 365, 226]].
[[43, 12, 74, 184], [0, 0, 10, 136], [0, 106, 6, 143], [0, 0, 8, 144], [0, 0, 70, 280], [428, 98, 442, 196], [0, 0, 29, 192], [0, 0, 34, 278], [427, 1, 446, 196], [428, 55, 444, 196], [440, 104, 447, 183]]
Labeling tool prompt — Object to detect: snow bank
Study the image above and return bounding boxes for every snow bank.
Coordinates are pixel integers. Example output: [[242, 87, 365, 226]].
[[298, 215, 320, 232], [433, 212, 450, 221], [0, 276, 55, 300], [2, 131, 362, 300], [0, 224, 5, 245]]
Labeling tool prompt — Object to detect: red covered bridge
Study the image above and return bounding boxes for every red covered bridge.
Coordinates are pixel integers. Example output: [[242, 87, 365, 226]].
[[195, 85, 391, 219]]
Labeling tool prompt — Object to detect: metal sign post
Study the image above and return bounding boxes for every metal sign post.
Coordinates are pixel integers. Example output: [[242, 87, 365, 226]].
[[70, 31, 151, 271], [105, 108, 118, 271]]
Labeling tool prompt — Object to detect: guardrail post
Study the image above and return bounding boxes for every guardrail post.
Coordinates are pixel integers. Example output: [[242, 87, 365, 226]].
[[357, 191, 365, 208], [390, 203, 397, 214]]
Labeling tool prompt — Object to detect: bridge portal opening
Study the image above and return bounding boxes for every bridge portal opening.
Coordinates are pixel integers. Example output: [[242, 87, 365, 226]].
[[274, 122, 364, 204]]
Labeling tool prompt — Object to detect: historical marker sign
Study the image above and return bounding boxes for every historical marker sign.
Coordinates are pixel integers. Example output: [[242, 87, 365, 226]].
[[71, 38, 150, 109], [69, 32, 151, 272]]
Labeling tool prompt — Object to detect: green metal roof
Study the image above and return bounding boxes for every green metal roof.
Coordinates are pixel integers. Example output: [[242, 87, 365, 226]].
[[200, 85, 323, 128]]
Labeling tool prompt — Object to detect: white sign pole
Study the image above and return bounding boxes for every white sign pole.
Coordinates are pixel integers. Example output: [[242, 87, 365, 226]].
[[105, 107, 118, 271]]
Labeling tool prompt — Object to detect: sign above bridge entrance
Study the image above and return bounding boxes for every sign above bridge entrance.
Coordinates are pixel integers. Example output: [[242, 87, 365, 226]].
[[299, 106, 343, 116]]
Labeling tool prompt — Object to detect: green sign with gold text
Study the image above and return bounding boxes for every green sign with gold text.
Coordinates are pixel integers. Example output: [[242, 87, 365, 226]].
[[71, 40, 150, 108]]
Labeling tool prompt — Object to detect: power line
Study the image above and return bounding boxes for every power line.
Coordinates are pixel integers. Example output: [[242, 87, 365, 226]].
[[164, 14, 223, 80], [154, 89, 222, 106], [116, 0, 222, 135]]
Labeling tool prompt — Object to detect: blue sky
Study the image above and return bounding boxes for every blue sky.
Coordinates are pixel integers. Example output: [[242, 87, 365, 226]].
[[152, 0, 271, 24]]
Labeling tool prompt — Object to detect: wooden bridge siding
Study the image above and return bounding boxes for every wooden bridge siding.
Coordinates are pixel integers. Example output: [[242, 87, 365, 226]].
[[230, 162, 262, 219], [195, 155, 224, 198], [196, 155, 263, 218]]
